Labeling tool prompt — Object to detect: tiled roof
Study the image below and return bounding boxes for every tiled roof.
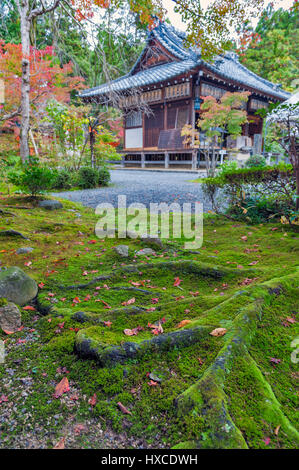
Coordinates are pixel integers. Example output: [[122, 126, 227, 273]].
[[80, 22, 290, 101], [81, 59, 197, 97]]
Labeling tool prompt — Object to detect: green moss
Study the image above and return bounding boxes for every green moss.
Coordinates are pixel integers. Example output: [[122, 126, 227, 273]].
[[0, 195, 298, 449], [0, 297, 8, 307]]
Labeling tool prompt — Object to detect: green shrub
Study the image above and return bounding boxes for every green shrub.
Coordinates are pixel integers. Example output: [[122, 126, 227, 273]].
[[52, 169, 72, 190], [227, 194, 296, 224], [8, 157, 55, 197], [218, 160, 238, 175], [76, 166, 99, 189], [245, 154, 266, 168], [97, 166, 110, 186], [202, 164, 296, 223]]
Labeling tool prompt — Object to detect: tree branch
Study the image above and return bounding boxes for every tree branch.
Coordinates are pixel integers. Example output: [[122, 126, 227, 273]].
[[29, 0, 62, 20]]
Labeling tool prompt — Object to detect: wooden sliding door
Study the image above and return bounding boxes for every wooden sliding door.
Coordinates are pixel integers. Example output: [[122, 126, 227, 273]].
[[144, 105, 164, 148]]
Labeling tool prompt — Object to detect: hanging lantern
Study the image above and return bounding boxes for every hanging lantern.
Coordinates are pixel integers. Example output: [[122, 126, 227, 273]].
[[194, 97, 203, 110], [194, 71, 204, 110]]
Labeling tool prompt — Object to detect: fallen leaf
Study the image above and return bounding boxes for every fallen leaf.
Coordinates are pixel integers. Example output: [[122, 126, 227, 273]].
[[74, 424, 86, 435], [88, 393, 97, 407], [176, 319, 191, 329], [173, 277, 182, 287], [117, 401, 132, 415], [274, 425, 281, 436], [124, 328, 137, 336], [210, 327, 227, 337], [122, 297, 135, 306], [53, 377, 70, 398], [147, 380, 158, 386], [53, 437, 65, 449], [23, 305, 35, 311], [2, 329, 14, 335], [270, 357, 281, 364]]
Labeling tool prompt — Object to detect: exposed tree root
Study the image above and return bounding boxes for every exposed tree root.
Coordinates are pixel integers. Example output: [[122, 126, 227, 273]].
[[173, 270, 299, 449], [58, 260, 256, 290], [75, 325, 211, 366]]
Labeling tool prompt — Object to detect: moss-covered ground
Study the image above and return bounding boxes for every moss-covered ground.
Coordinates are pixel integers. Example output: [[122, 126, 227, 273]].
[[0, 194, 298, 449]]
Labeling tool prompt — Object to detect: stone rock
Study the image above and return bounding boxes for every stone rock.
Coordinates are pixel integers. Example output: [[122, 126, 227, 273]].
[[0, 229, 29, 240], [0, 266, 38, 306], [149, 371, 164, 384], [16, 247, 34, 255], [136, 248, 156, 256], [38, 200, 63, 210], [0, 302, 21, 333], [114, 245, 129, 257], [140, 234, 164, 249]]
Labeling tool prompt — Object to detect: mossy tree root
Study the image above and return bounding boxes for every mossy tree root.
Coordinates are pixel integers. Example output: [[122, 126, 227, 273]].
[[75, 326, 211, 366], [173, 270, 299, 449], [58, 260, 257, 290]]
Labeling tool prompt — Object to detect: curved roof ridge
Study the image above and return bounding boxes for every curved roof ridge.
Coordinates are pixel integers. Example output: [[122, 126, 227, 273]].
[[80, 59, 197, 98]]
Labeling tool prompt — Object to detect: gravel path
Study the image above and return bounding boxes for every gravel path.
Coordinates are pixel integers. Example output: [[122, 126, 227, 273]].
[[54, 169, 212, 212]]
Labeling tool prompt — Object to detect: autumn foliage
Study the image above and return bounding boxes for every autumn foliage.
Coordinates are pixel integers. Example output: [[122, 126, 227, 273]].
[[0, 41, 85, 129]]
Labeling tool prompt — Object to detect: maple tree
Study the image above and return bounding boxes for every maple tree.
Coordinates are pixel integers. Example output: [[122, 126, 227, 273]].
[[0, 42, 84, 137], [182, 91, 250, 177]]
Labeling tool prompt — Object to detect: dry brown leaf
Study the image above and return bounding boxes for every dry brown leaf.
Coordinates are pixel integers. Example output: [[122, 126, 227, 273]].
[[210, 327, 227, 337], [124, 328, 134, 336], [274, 425, 281, 436], [53, 437, 65, 449], [53, 377, 70, 398], [176, 319, 191, 329], [88, 393, 97, 407], [122, 297, 135, 306], [117, 401, 132, 415]]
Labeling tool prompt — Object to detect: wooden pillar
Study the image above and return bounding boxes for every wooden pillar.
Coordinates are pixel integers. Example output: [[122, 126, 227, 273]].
[[164, 103, 167, 130], [141, 152, 145, 168], [165, 152, 169, 169], [192, 151, 197, 170]]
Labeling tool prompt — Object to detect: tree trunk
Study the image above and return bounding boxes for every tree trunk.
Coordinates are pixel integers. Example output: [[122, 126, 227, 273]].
[[90, 130, 95, 168], [295, 166, 299, 211], [19, 0, 31, 163]]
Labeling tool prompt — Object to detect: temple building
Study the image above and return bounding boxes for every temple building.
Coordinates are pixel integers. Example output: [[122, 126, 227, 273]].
[[80, 22, 290, 169]]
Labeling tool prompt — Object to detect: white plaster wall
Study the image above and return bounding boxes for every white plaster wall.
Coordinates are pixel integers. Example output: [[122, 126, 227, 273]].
[[125, 128, 143, 149]]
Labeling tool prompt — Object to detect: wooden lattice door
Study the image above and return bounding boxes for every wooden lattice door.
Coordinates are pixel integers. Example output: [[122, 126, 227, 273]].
[[144, 105, 164, 148]]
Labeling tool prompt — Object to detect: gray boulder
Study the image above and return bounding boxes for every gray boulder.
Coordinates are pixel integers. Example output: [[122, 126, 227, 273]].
[[114, 245, 129, 257], [0, 267, 38, 306], [141, 234, 164, 249], [0, 302, 21, 333], [38, 200, 63, 210], [136, 248, 156, 256], [16, 247, 34, 255]]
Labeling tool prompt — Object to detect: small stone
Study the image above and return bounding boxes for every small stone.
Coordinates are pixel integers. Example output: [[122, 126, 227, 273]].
[[16, 247, 34, 255], [140, 234, 164, 249], [149, 370, 164, 384], [0, 302, 21, 333], [136, 248, 156, 256], [114, 245, 129, 257], [38, 200, 63, 210]]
